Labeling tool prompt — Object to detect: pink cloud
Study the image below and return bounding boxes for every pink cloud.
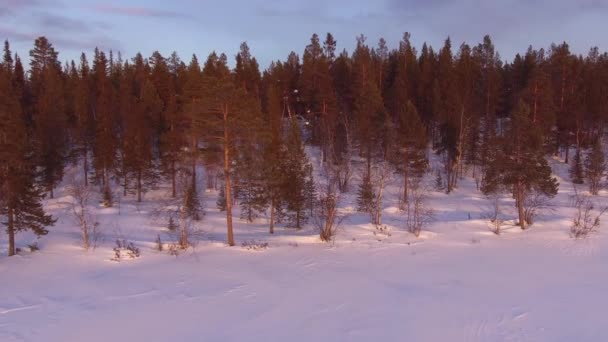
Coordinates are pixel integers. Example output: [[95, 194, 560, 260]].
[[90, 4, 188, 18]]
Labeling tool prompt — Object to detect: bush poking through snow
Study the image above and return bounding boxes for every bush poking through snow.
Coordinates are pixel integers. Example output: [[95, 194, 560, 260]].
[[167, 243, 180, 256], [373, 225, 392, 237], [111, 239, 140, 261], [313, 183, 345, 242], [28, 242, 40, 252], [167, 216, 178, 231], [523, 191, 554, 226], [404, 179, 434, 237], [481, 193, 506, 235], [241, 240, 269, 251], [570, 187, 607, 239]]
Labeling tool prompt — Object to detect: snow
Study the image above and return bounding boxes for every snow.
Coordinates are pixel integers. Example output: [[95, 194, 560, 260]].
[[1, 152, 608, 341]]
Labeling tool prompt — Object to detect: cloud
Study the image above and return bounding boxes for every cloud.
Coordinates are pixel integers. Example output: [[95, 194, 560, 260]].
[[89, 4, 189, 18], [0, 0, 60, 16], [1, 25, 123, 55], [39, 13, 92, 32], [0, 26, 38, 43]]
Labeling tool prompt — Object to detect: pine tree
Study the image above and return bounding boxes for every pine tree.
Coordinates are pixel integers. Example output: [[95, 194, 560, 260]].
[[482, 100, 558, 229], [189, 51, 262, 246]]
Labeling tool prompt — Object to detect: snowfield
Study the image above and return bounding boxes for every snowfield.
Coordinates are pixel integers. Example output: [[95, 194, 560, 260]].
[[1, 154, 608, 342]]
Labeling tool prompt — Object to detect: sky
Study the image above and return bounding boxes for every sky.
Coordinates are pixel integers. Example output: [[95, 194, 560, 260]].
[[1, 0, 607, 69]]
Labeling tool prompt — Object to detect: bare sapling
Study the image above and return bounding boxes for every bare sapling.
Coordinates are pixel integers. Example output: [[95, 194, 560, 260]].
[[67, 175, 100, 250], [404, 179, 435, 237], [314, 182, 342, 242], [481, 193, 505, 235]]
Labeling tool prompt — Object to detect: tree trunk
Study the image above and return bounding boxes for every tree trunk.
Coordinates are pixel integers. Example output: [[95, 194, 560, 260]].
[[137, 169, 142, 202], [269, 198, 275, 234], [296, 210, 301, 229], [191, 134, 197, 187], [532, 81, 538, 124], [50, 187, 54, 199], [7, 208, 15, 256], [83, 147, 89, 186], [104, 166, 112, 207], [179, 208, 188, 248], [516, 181, 525, 230], [171, 160, 176, 198], [82, 220, 90, 250], [223, 105, 235, 246], [403, 151, 409, 204]]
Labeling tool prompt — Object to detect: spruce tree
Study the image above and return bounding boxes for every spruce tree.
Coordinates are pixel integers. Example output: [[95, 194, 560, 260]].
[[280, 120, 311, 228], [1, 62, 55, 256], [29, 37, 68, 198], [120, 54, 162, 202], [158, 51, 186, 198], [260, 81, 284, 233], [357, 172, 375, 214], [216, 185, 227, 212], [91, 49, 117, 206], [570, 149, 584, 184], [585, 138, 605, 195]]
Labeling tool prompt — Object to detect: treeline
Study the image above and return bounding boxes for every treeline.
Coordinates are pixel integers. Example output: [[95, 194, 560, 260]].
[[1, 33, 608, 255]]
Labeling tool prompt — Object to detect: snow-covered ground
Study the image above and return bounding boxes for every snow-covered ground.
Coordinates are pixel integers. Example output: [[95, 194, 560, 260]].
[[1, 152, 607, 342]]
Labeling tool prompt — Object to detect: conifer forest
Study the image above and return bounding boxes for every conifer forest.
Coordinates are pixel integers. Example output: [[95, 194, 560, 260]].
[[2, 31, 608, 341]]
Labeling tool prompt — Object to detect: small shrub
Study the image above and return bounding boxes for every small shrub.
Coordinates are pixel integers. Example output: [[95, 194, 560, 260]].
[[167, 216, 178, 231], [111, 239, 140, 261], [523, 191, 553, 226], [373, 225, 392, 237], [241, 240, 269, 251], [28, 242, 40, 252], [167, 243, 180, 256], [481, 194, 505, 235], [570, 187, 607, 239]]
